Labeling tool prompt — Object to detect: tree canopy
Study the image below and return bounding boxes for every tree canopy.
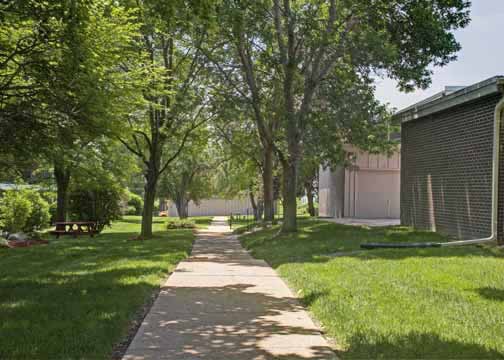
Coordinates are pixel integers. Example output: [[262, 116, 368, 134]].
[[1, 0, 471, 234]]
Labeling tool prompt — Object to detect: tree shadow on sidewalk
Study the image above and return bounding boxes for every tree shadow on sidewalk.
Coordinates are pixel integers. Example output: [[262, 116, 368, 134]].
[[125, 283, 337, 359]]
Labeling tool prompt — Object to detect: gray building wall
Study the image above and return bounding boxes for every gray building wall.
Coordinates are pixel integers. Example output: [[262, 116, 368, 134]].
[[167, 198, 252, 217], [401, 93, 502, 239], [318, 146, 400, 219]]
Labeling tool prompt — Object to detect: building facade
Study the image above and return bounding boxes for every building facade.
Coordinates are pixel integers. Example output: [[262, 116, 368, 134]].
[[319, 145, 401, 219], [397, 76, 504, 240], [166, 198, 252, 217]]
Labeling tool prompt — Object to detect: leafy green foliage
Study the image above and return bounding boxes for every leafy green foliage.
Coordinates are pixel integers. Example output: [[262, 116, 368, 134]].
[[125, 205, 137, 216], [68, 185, 124, 233], [166, 218, 196, 229], [212, 0, 470, 231], [1, 0, 146, 231], [0, 190, 32, 233], [23, 190, 51, 232], [158, 128, 214, 218], [61, 139, 139, 230], [126, 191, 144, 216], [115, 0, 218, 235], [0, 189, 50, 233]]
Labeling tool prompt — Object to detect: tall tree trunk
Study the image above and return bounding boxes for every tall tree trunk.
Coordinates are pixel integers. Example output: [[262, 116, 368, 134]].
[[141, 167, 158, 238], [54, 161, 70, 228], [175, 196, 189, 219], [257, 198, 264, 220], [280, 70, 300, 232], [262, 144, 274, 222], [159, 197, 166, 212], [305, 181, 315, 217], [281, 160, 298, 232], [249, 189, 259, 221]]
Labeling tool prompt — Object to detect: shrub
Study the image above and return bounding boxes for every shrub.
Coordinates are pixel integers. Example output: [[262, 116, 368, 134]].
[[0, 190, 32, 233], [69, 185, 124, 233], [127, 191, 143, 215], [125, 205, 137, 216], [24, 190, 51, 232], [40, 191, 57, 223], [166, 218, 195, 229], [0, 189, 50, 233]]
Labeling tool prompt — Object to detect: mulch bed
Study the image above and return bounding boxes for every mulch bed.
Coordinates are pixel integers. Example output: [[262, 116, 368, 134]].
[[1, 239, 49, 248]]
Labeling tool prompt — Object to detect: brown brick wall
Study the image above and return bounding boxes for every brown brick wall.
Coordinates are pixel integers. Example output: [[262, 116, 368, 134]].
[[401, 93, 502, 240]]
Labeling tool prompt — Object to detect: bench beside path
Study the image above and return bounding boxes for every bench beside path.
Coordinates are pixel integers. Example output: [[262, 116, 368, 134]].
[[122, 216, 336, 360]]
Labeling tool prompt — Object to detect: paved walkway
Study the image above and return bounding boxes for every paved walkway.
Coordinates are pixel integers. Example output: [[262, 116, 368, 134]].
[[123, 217, 336, 360]]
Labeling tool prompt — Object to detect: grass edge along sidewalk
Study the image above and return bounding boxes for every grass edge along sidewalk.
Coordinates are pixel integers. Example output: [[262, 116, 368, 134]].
[[239, 218, 504, 359]]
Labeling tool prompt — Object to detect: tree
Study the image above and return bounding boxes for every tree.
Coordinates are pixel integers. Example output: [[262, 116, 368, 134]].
[[1, 1, 143, 225], [117, 0, 215, 237], [214, 0, 470, 232], [298, 157, 319, 217], [0, 1, 64, 167], [300, 70, 399, 217], [218, 156, 265, 221], [49, 1, 142, 224], [201, 10, 282, 223], [210, 92, 269, 221], [0, 1, 62, 102], [65, 137, 136, 231], [157, 129, 214, 219]]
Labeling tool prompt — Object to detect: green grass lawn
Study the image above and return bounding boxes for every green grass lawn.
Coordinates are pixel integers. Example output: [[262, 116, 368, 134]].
[[240, 218, 504, 359], [229, 214, 257, 233], [191, 216, 214, 229], [0, 215, 209, 359]]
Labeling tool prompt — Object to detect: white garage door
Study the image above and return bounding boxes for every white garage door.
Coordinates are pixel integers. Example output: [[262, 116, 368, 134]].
[[345, 169, 400, 219]]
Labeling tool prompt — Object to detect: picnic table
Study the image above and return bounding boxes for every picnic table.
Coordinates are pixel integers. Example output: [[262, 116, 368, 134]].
[[50, 221, 97, 238]]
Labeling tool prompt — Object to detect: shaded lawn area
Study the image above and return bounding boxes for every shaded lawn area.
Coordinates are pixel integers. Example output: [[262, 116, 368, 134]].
[[0, 215, 203, 359], [240, 218, 504, 359], [229, 215, 256, 233], [231, 214, 312, 235]]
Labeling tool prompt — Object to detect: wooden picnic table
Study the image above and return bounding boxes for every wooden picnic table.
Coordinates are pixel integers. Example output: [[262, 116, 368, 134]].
[[50, 221, 97, 238]]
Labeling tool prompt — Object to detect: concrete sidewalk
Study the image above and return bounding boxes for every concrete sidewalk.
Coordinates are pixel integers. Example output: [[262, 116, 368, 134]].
[[122, 216, 336, 360]]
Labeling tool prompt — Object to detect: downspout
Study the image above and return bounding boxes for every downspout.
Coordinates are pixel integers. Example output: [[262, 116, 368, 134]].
[[362, 90, 504, 250]]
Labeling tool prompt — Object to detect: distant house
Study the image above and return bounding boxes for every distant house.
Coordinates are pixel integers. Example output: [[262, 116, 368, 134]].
[[0, 183, 41, 192], [396, 76, 504, 240], [166, 198, 252, 217], [318, 144, 400, 219]]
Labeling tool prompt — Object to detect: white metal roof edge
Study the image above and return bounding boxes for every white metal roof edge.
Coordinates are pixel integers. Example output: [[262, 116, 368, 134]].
[[394, 76, 504, 123]]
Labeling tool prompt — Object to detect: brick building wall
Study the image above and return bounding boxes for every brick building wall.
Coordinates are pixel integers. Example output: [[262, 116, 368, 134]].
[[401, 93, 502, 240]]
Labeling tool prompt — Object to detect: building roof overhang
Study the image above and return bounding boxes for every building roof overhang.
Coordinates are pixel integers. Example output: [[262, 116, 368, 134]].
[[394, 76, 504, 123]]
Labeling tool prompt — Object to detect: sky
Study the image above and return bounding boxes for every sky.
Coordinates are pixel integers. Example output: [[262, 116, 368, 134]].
[[374, 1, 504, 111]]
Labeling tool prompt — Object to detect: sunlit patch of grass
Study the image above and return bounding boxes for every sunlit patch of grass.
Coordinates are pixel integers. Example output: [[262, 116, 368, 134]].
[[0, 216, 194, 359], [240, 219, 504, 358]]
